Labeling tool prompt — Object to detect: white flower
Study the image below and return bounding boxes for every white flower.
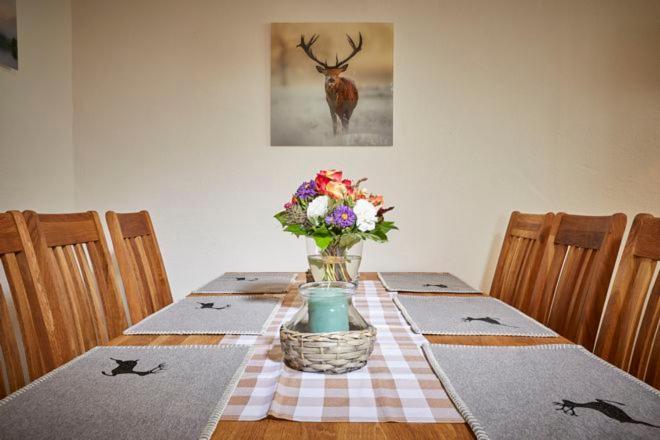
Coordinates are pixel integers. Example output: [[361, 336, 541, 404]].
[[353, 199, 378, 232], [307, 195, 329, 222]]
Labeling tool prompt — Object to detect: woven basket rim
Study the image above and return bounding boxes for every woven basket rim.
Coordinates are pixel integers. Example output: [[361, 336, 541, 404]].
[[280, 323, 377, 337]]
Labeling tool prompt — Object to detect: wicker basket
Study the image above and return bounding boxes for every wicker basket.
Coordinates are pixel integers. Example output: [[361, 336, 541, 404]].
[[280, 324, 377, 374]]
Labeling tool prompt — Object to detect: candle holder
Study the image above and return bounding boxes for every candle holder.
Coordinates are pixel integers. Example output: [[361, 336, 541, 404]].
[[280, 281, 376, 374]]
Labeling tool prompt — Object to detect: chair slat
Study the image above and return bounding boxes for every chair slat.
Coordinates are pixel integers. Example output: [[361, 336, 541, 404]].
[[490, 212, 554, 312], [63, 245, 100, 349], [510, 238, 535, 306], [528, 243, 568, 321], [1, 253, 45, 378], [133, 236, 161, 311], [125, 236, 155, 314], [44, 245, 82, 359], [75, 244, 109, 344], [53, 246, 91, 351], [137, 211, 173, 309], [106, 211, 173, 324], [633, 279, 658, 387], [85, 240, 126, 340], [530, 213, 626, 350], [123, 236, 153, 319], [0, 282, 24, 397], [0, 211, 63, 394], [23, 211, 128, 355], [596, 214, 660, 388]]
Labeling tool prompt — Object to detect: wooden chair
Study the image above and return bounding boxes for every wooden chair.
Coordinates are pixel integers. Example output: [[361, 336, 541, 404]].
[[105, 211, 173, 324], [490, 211, 554, 313], [0, 212, 60, 397], [23, 211, 128, 362], [527, 212, 626, 350], [594, 214, 659, 388]]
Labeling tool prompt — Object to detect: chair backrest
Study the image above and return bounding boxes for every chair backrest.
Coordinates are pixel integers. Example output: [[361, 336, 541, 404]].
[[527, 213, 626, 349], [23, 211, 127, 361], [594, 214, 659, 388], [490, 211, 554, 312], [0, 211, 60, 397], [105, 211, 173, 324]]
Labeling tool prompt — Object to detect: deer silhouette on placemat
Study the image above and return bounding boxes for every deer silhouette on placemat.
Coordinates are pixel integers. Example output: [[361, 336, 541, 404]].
[[461, 316, 518, 328], [198, 302, 231, 310], [102, 359, 166, 377], [554, 399, 659, 428]]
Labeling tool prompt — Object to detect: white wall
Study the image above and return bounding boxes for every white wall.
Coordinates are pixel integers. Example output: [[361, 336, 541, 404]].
[[70, 0, 660, 299], [0, 0, 74, 211]]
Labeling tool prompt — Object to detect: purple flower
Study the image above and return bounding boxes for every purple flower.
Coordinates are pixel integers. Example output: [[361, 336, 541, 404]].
[[295, 180, 317, 200], [325, 205, 356, 228]]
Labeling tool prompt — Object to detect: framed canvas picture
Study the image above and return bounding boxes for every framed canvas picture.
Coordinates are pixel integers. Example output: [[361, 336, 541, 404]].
[[271, 23, 393, 147], [0, 0, 17, 70]]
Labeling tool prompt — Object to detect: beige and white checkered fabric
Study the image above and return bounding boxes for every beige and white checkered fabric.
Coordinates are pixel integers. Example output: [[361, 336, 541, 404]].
[[221, 280, 463, 423]]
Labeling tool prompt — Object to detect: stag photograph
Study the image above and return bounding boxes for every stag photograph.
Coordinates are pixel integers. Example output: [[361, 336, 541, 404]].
[[0, 0, 18, 70], [271, 22, 393, 146]]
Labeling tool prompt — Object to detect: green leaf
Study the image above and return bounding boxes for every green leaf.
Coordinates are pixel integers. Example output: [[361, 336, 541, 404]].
[[358, 231, 385, 243], [274, 211, 288, 226], [311, 229, 334, 250], [378, 221, 398, 233], [313, 234, 334, 250], [285, 225, 307, 236], [373, 229, 388, 241], [338, 233, 362, 250]]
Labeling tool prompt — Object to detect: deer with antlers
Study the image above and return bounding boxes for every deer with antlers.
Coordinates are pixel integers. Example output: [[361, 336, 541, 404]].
[[298, 32, 363, 136]]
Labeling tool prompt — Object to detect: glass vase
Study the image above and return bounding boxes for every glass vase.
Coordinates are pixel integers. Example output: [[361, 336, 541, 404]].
[[306, 237, 363, 283]]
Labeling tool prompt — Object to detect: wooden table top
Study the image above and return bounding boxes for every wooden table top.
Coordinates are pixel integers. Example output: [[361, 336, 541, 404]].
[[106, 272, 569, 440]]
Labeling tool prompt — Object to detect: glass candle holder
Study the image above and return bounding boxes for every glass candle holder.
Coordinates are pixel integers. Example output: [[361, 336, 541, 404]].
[[287, 281, 369, 333]]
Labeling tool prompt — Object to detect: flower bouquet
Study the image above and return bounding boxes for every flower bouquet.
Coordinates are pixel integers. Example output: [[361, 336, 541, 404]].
[[275, 170, 397, 282]]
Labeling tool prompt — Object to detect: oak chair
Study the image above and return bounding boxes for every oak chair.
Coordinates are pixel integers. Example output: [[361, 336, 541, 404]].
[[0, 211, 61, 397], [594, 214, 659, 388], [490, 211, 554, 312], [23, 211, 128, 363], [527, 212, 626, 350], [105, 211, 173, 324]]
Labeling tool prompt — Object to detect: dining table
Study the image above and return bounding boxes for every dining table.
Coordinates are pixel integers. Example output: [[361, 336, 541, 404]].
[[106, 272, 570, 440]]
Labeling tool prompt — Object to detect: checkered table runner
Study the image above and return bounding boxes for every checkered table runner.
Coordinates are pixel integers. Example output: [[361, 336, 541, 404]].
[[220, 280, 463, 423]]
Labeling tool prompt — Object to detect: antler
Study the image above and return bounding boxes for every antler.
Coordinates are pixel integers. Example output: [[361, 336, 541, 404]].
[[297, 34, 328, 68], [298, 32, 363, 69], [334, 32, 363, 68]]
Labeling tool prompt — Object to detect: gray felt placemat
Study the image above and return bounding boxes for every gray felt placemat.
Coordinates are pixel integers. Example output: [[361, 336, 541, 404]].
[[378, 272, 480, 293], [0, 345, 252, 440], [393, 296, 556, 336], [423, 344, 660, 440], [124, 295, 281, 335], [192, 272, 297, 294]]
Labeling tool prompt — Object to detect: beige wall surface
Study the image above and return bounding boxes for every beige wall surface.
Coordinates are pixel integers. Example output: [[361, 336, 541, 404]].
[[0, 0, 74, 211], [70, 0, 660, 299]]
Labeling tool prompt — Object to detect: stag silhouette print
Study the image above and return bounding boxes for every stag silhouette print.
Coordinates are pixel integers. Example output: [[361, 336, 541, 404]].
[[101, 358, 166, 377], [198, 302, 231, 310], [461, 316, 518, 328], [554, 399, 659, 428], [298, 32, 363, 135]]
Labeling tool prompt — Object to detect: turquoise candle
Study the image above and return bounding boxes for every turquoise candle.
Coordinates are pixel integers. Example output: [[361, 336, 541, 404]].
[[307, 287, 349, 333]]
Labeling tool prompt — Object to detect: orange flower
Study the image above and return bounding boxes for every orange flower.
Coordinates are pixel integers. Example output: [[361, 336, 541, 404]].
[[325, 180, 348, 199], [355, 189, 383, 206], [315, 170, 342, 194], [368, 194, 384, 206]]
